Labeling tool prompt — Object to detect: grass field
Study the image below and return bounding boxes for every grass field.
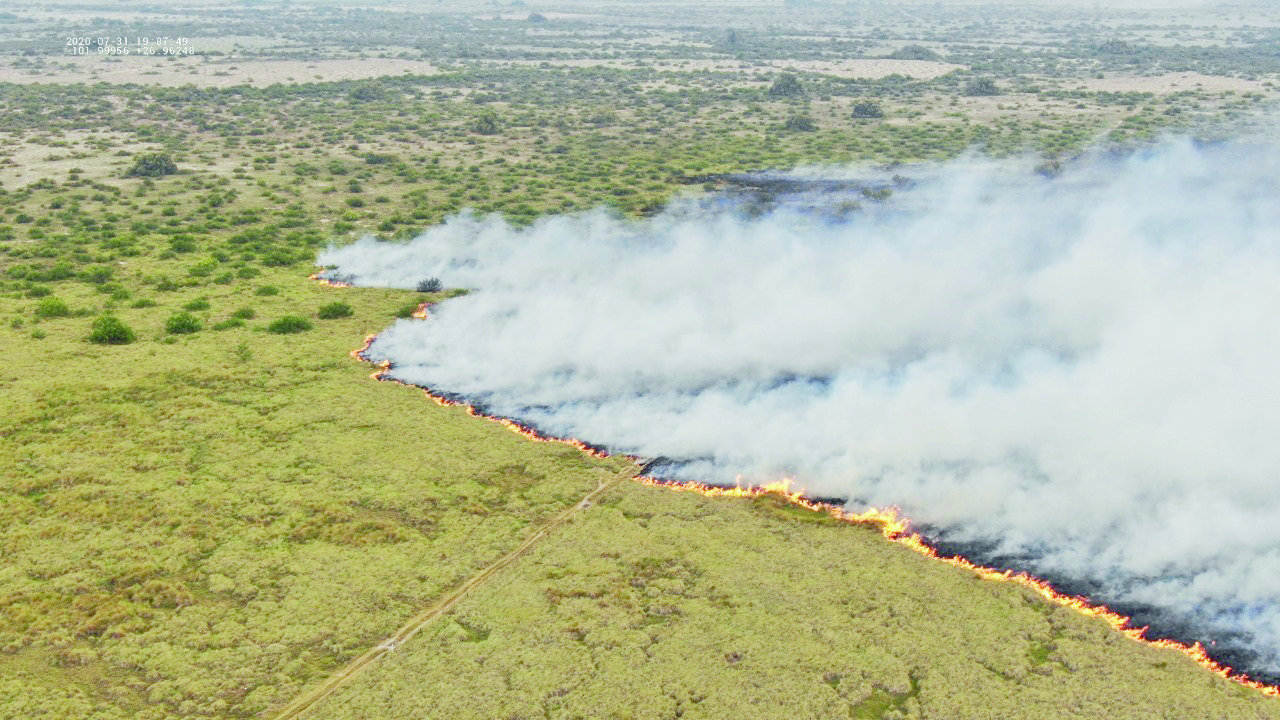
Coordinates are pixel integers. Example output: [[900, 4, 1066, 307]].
[[2, 1, 1280, 718]]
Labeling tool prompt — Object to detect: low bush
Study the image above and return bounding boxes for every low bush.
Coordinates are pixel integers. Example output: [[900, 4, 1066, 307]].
[[784, 115, 817, 131], [267, 316, 313, 334], [317, 301, 353, 319], [126, 152, 178, 178], [852, 101, 885, 119], [35, 297, 71, 318], [165, 312, 202, 334], [88, 315, 136, 345]]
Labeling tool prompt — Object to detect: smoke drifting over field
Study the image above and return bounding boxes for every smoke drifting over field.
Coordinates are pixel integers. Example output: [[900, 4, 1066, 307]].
[[320, 139, 1280, 677]]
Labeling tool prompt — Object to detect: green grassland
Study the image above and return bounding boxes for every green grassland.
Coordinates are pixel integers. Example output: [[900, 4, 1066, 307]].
[[312, 484, 1280, 720], [0, 267, 630, 717], [2, 2, 1279, 719]]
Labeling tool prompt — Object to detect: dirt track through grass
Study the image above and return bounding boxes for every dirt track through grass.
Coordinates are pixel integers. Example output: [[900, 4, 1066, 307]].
[[270, 465, 640, 720]]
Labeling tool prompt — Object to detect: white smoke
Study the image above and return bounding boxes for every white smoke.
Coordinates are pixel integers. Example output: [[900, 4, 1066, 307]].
[[319, 138, 1280, 676]]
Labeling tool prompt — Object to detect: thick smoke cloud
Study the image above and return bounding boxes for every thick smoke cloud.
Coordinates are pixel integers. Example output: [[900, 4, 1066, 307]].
[[320, 139, 1280, 676]]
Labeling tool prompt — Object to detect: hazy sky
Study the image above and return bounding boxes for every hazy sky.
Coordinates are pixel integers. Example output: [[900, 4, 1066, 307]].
[[321, 138, 1280, 675]]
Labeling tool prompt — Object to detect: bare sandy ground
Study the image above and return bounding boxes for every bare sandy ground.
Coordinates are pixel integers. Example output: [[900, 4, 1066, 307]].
[[492, 57, 962, 79], [772, 59, 962, 79], [1069, 72, 1270, 94], [0, 56, 441, 88]]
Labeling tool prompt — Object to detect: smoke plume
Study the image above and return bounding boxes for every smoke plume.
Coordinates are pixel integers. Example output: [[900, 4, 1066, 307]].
[[319, 139, 1280, 678]]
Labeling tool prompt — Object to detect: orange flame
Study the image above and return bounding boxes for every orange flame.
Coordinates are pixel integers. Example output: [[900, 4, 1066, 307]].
[[347, 323, 1280, 699], [351, 333, 613, 459], [309, 272, 352, 289], [639, 476, 1280, 698]]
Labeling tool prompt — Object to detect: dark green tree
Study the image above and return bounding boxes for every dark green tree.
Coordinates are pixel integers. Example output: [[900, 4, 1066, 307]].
[[126, 153, 178, 178], [783, 115, 816, 131], [851, 101, 885, 119], [888, 44, 940, 61], [768, 74, 804, 98], [964, 78, 1000, 96], [472, 109, 500, 135]]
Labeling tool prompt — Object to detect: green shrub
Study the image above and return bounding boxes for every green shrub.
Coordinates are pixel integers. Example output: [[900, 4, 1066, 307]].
[[231, 307, 255, 320], [130, 298, 158, 308], [255, 285, 280, 296], [783, 115, 816, 131], [888, 44, 940, 61], [35, 296, 71, 318], [168, 236, 197, 253], [472, 109, 500, 135], [165, 312, 202, 334], [213, 272, 234, 285], [88, 315, 136, 345], [188, 258, 218, 277], [317, 301, 353, 319], [964, 78, 1000, 96], [183, 298, 211, 311], [267, 315, 313, 334], [26, 286, 52, 298], [236, 267, 261, 279], [852, 101, 885, 119], [126, 152, 178, 178], [768, 74, 804, 98], [212, 318, 245, 331], [394, 303, 419, 318]]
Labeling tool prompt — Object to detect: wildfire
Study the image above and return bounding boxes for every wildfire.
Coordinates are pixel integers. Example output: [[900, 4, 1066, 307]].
[[639, 475, 1280, 698], [309, 272, 352, 288], [351, 333, 613, 460], [344, 323, 1280, 700]]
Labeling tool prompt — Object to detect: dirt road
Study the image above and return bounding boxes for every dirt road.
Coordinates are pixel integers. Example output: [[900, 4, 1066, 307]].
[[270, 465, 638, 720]]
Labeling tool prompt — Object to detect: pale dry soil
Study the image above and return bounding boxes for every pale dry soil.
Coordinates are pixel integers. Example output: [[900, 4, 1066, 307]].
[[0, 56, 442, 88]]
